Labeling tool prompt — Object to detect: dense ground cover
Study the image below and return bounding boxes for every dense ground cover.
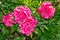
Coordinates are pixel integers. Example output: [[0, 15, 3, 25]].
[[0, 0, 60, 40]]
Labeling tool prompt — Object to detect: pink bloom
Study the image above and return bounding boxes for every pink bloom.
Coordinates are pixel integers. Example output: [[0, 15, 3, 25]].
[[19, 16, 37, 36], [41, 1, 51, 6], [14, 6, 38, 36], [2, 12, 16, 27], [14, 6, 31, 23], [37, 1, 55, 19]]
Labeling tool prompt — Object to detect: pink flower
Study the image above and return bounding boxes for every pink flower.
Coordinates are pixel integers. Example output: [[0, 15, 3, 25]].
[[14, 6, 38, 36], [14, 6, 31, 23], [41, 1, 51, 6], [37, 1, 55, 19], [19, 16, 37, 36], [2, 12, 16, 27]]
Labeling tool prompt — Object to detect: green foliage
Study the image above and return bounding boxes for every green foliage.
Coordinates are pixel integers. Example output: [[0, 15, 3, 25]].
[[0, 0, 60, 40]]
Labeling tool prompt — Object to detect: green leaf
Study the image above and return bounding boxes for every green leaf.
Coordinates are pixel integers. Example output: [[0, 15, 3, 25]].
[[14, 37, 26, 40], [42, 25, 48, 31], [0, 35, 3, 40], [58, 4, 60, 10], [35, 29, 39, 34], [11, 25, 17, 33], [40, 27, 45, 33], [30, 33, 33, 39]]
